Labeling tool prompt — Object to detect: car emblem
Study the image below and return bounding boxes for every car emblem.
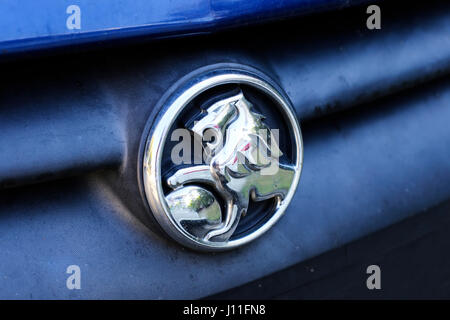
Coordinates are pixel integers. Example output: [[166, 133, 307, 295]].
[[142, 66, 303, 251]]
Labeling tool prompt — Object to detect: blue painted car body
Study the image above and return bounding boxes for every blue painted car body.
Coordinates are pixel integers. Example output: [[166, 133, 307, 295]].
[[0, 0, 367, 54], [1, 0, 449, 299]]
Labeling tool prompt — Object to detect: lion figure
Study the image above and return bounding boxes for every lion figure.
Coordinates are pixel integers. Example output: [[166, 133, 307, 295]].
[[167, 92, 295, 242]]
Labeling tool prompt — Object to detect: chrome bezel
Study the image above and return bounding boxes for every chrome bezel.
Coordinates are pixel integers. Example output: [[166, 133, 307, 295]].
[[142, 67, 303, 251]]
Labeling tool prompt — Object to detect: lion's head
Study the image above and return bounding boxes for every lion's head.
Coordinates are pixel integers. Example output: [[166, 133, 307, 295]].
[[191, 92, 283, 175]]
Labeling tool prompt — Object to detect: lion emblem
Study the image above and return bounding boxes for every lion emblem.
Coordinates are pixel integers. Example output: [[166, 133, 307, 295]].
[[166, 92, 295, 242]]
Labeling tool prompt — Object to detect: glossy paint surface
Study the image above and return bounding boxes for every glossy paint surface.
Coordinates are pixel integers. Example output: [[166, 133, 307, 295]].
[[0, 0, 367, 54]]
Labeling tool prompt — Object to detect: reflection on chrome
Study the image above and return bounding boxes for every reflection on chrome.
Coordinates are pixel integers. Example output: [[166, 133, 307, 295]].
[[166, 186, 222, 239], [166, 93, 295, 242], [143, 70, 303, 251]]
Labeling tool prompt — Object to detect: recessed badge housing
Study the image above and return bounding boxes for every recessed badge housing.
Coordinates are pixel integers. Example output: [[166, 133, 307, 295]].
[[142, 65, 303, 251]]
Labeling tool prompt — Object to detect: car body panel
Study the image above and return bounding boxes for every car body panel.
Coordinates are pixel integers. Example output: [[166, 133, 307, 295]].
[[0, 0, 369, 55], [0, 0, 449, 299]]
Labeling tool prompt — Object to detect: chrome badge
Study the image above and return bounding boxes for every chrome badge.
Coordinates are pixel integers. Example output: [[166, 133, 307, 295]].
[[142, 67, 303, 251]]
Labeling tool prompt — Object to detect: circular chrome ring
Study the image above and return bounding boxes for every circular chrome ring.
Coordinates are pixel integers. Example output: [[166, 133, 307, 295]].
[[142, 66, 303, 251]]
